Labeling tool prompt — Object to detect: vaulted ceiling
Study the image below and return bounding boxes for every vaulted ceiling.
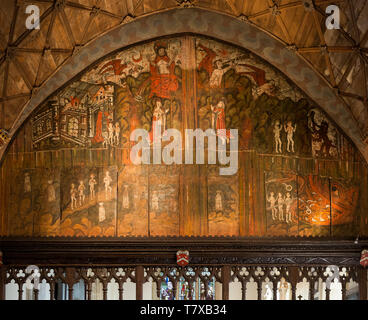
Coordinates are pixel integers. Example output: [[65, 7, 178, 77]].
[[0, 0, 367, 151]]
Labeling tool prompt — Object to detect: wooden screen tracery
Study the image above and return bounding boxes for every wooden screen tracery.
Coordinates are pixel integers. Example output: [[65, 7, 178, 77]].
[[2, 264, 363, 300], [5, 266, 136, 300]]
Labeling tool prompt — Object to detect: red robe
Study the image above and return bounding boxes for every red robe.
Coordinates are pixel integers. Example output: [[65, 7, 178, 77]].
[[213, 106, 233, 139], [92, 111, 110, 144], [149, 55, 178, 99]]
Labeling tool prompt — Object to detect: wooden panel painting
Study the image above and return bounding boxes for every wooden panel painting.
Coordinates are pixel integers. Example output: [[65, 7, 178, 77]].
[[297, 175, 331, 237], [2, 35, 368, 239], [148, 166, 180, 237], [32, 168, 60, 236], [7, 169, 35, 236], [118, 165, 148, 236], [330, 178, 359, 237], [60, 166, 117, 237], [208, 166, 239, 236], [265, 172, 297, 237]]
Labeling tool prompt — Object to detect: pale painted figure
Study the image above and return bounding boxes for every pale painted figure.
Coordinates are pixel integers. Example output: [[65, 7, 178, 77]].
[[47, 180, 56, 202], [267, 192, 277, 220], [151, 191, 159, 211], [284, 192, 293, 224], [122, 185, 129, 209], [78, 181, 86, 206], [108, 123, 114, 145], [277, 192, 284, 221], [70, 183, 77, 210], [104, 171, 113, 200], [24, 173, 31, 193], [273, 120, 282, 153], [98, 202, 106, 222], [89, 174, 97, 200], [209, 60, 233, 88], [215, 191, 223, 211], [284, 121, 296, 153], [114, 123, 120, 145], [102, 131, 109, 148]]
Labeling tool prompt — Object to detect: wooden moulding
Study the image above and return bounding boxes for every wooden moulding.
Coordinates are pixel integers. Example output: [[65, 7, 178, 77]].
[[0, 237, 367, 266]]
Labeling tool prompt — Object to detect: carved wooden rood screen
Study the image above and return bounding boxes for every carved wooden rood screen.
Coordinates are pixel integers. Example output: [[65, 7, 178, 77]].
[[0, 239, 367, 300]]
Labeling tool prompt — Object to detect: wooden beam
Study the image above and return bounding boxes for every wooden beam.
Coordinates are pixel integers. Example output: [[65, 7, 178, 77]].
[[2, 60, 9, 98], [58, 6, 76, 47], [221, 265, 230, 300], [298, 46, 355, 53], [311, 8, 336, 86], [0, 93, 31, 103], [12, 4, 54, 47], [12, 57, 33, 91], [80, 0, 103, 45], [338, 54, 357, 90], [135, 265, 144, 300], [0, 265, 5, 300], [348, 0, 360, 42], [8, 2, 20, 45], [359, 267, 367, 300], [225, 0, 239, 16], [339, 91, 365, 102]]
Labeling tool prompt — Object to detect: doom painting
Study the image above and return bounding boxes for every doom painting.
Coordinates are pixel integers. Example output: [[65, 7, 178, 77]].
[[32, 38, 183, 154]]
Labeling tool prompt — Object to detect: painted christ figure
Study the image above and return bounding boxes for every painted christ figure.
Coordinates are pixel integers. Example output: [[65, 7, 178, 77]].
[[148, 41, 179, 99]]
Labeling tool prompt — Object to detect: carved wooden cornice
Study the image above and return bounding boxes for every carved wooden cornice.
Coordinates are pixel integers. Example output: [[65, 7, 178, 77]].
[[1, 237, 366, 266]]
